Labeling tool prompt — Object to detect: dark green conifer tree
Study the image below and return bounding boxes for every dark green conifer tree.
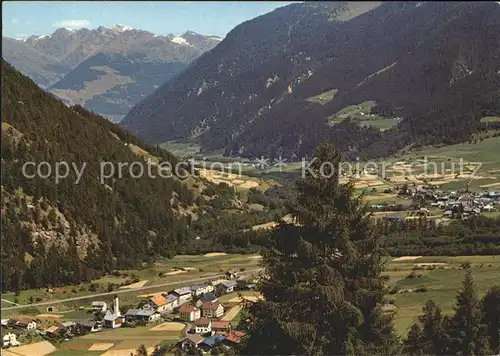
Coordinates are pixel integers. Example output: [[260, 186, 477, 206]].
[[447, 269, 490, 355], [481, 285, 500, 354], [239, 141, 399, 355], [417, 300, 448, 355], [404, 324, 424, 355]]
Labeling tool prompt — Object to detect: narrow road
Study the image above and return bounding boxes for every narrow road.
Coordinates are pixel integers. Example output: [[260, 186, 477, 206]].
[[2, 269, 262, 311], [2, 298, 22, 306]]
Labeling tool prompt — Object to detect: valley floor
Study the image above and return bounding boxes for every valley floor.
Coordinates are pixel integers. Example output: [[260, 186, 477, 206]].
[[2, 253, 499, 355]]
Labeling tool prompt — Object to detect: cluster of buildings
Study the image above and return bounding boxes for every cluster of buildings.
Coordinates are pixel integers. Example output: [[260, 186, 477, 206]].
[[95, 278, 239, 329], [91, 275, 246, 351], [2, 270, 249, 352], [375, 187, 500, 223], [1, 317, 37, 348]]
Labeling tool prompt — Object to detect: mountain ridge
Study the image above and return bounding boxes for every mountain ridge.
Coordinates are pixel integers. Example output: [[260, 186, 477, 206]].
[[2, 26, 222, 122], [121, 1, 500, 159]]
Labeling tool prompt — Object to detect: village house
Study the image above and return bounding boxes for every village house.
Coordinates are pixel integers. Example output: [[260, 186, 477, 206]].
[[15, 317, 37, 331], [125, 309, 161, 323], [223, 331, 246, 348], [146, 295, 171, 313], [194, 318, 212, 334], [43, 325, 61, 337], [202, 301, 225, 319], [59, 321, 78, 335], [172, 287, 193, 304], [178, 334, 204, 351], [91, 301, 107, 313], [195, 293, 218, 308], [103, 296, 124, 329], [209, 279, 227, 288], [217, 280, 237, 294], [191, 284, 214, 297], [199, 335, 225, 352], [1, 327, 20, 348], [179, 305, 201, 322], [211, 321, 231, 334], [164, 294, 180, 312], [77, 320, 102, 333]]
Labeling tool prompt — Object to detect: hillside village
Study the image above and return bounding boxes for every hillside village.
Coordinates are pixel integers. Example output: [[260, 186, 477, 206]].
[[1, 269, 255, 354], [370, 184, 500, 224]]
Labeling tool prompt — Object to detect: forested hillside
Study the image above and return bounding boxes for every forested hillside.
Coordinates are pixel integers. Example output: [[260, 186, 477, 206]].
[[1, 60, 287, 293]]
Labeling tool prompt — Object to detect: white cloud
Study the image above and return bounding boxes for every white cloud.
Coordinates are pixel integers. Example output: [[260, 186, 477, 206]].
[[53, 19, 90, 29], [11, 18, 19, 24]]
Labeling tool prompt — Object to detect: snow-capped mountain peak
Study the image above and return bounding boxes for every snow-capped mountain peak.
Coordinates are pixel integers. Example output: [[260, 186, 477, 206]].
[[112, 24, 134, 32], [170, 36, 192, 46]]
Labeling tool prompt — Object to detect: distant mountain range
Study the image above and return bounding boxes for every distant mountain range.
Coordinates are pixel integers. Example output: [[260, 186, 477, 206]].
[[121, 1, 500, 159], [2, 25, 222, 122]]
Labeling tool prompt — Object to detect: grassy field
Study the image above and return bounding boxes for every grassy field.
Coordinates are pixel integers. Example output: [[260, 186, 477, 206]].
[[216, 256, 500, 337], [326, 100, 398, 131], [159, 140, 201, 158], [306, 89, 338, 105], [384, 255, 500, 335]]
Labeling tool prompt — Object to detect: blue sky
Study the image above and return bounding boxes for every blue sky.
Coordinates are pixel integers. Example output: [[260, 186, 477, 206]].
[[2, 1, 297, 39]]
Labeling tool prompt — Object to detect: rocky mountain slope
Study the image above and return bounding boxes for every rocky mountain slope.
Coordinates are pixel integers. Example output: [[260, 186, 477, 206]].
[[121, 1, 500, 159], [2, 25, 222, 122]]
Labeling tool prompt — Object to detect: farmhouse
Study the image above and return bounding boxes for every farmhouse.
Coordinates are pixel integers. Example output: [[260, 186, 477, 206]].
[[173, 287, 193, 304], [211, 321, 231, 334], [44, 325, 61, 337], [195, 293, 218, 308], [125, 309, 161, 323], [218, 280, 237, 294], [59, 321, 78, 335], [202, 301, 225, 318], [223, 331, 246, 347], [91, 301, 107, 313], [179, 305, 201, 322], [15, 317, 37, 331], [191, 284, 214, 297], [77, 320, 102, 333], [194, 318, 212, 334], [1, 327, 20, 348], [209, 279, 228, 287], [165, 294, 180, 311], [178, 334, 204, 351], [147, 295, 171, 313], [199, 335, 225, 352]]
